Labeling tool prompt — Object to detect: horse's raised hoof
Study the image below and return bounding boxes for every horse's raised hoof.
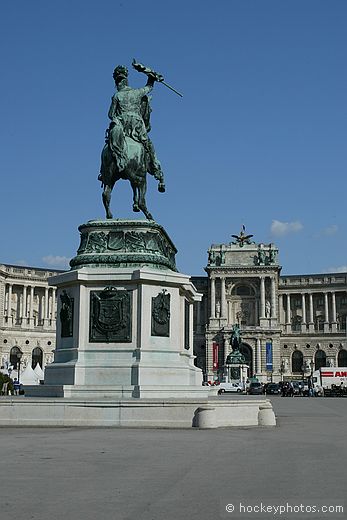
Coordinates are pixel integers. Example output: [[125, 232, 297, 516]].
[[133, 203, 140, 212], [158, 182, 166, 193]]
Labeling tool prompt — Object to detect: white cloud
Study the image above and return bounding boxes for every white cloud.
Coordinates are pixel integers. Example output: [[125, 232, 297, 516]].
[[323, 224, 339, 236], [42, 255, 70, 268], [270, 220, 303, 237], [314, 224, 338, 239], [327, 265, 347, 273], [321, 225, 338, 236]]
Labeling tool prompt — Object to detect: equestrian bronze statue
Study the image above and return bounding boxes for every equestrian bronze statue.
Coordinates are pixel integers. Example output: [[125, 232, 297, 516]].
[[99, 59, 180, 220]]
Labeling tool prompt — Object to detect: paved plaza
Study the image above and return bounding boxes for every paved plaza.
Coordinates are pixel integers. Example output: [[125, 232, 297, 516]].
[[0, 396, 345, 520]]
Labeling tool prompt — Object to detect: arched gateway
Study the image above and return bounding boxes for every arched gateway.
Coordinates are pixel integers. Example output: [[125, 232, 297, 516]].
[[239, 343, 253, 376]]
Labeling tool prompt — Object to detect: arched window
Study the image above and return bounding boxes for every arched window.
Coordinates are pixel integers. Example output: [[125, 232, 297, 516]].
[[32, 347, 43, 369], [292, 350, 303, 373], [236, 285, 252, 296], [10, 346, 22, 370], [315, 350, 327, 370], [338, 349, 347, 367]]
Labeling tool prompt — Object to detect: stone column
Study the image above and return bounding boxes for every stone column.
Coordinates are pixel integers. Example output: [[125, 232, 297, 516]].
[[270, 277, 276, 318], [6, 284, 13, 325], [221, 277, 226, 318], [301, 293, 306, 332], [48, 289, 53, 324], [331, 292, 337, 332], [324, 292, 329, 332], [260, 277, 265, 318], [22, 285, 27, 324], [308, 293, 314, 332], [279, 294, 284, 324], [257, 338, 262, 373], [286, 294, 291, 323], [210, 277, 215, 319], [29, 286, 34, 327], [44, 287, 49, 325], [286, 293, 291, 333], [39, 291, 45, 324], [301, 293, 306, 323], [7, 284, 12, 315]]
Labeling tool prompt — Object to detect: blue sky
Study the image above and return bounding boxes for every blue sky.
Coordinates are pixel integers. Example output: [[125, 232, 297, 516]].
[[1, 0, 346, 276]]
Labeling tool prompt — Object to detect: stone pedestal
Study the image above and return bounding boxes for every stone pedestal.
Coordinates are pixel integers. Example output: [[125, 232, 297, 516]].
[[35, 219, 209, 399], [20, 219, 276, 428]]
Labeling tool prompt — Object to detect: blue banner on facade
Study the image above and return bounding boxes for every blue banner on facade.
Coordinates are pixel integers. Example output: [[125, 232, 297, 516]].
[[266, 342, 273, 371]]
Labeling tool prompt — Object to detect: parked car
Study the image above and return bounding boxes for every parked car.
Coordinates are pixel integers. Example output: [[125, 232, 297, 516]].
[[248, 382, 263, 395], [218, 382, 244, 394], [266, 383, 280, 395]]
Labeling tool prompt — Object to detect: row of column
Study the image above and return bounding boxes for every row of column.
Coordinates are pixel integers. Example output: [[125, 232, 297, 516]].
[[210, 276, 277, 320], [280, 291, 340, 326], [4, 283, 56, 326]]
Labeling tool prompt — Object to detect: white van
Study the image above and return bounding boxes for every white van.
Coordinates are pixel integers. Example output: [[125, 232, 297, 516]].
[[217, 382, 244, 394]]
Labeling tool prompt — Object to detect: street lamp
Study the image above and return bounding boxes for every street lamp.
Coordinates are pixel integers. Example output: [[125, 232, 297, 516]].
[[16, 351, 23, 381]]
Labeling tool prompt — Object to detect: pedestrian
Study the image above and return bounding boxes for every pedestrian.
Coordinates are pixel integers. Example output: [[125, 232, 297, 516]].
[[13, 378, 20, 396], [1, 382, 9, 395], [308, 379, 313, 397]]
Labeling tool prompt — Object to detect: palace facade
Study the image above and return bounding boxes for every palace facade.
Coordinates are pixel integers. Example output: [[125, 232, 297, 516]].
[[0, 263, 62, 375], [192, 231, 347, 383]]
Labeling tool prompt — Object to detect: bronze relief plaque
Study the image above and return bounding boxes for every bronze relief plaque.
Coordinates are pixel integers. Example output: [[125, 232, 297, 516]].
[[90, 286, 132, 343], [151, 290, 170, 337]]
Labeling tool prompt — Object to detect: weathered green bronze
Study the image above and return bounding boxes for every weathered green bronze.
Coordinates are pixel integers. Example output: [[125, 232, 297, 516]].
[[70, 219, 177, 271], [98, 60, 170, 220], [226, 324, 246, 365], [230, 324, 241, 349], [89, 286, 132, 343], [151, 289, 170, 337], [60, 290, 74, 338], [225, 349, 246, 365]]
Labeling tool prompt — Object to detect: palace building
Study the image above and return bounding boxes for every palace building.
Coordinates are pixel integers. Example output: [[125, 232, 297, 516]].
[[0, 263, 62, 375], [192, 229, 347, 383]]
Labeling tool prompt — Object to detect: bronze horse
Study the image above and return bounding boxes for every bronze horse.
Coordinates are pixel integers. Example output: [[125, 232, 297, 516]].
[[99, 131, 165, 220]]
